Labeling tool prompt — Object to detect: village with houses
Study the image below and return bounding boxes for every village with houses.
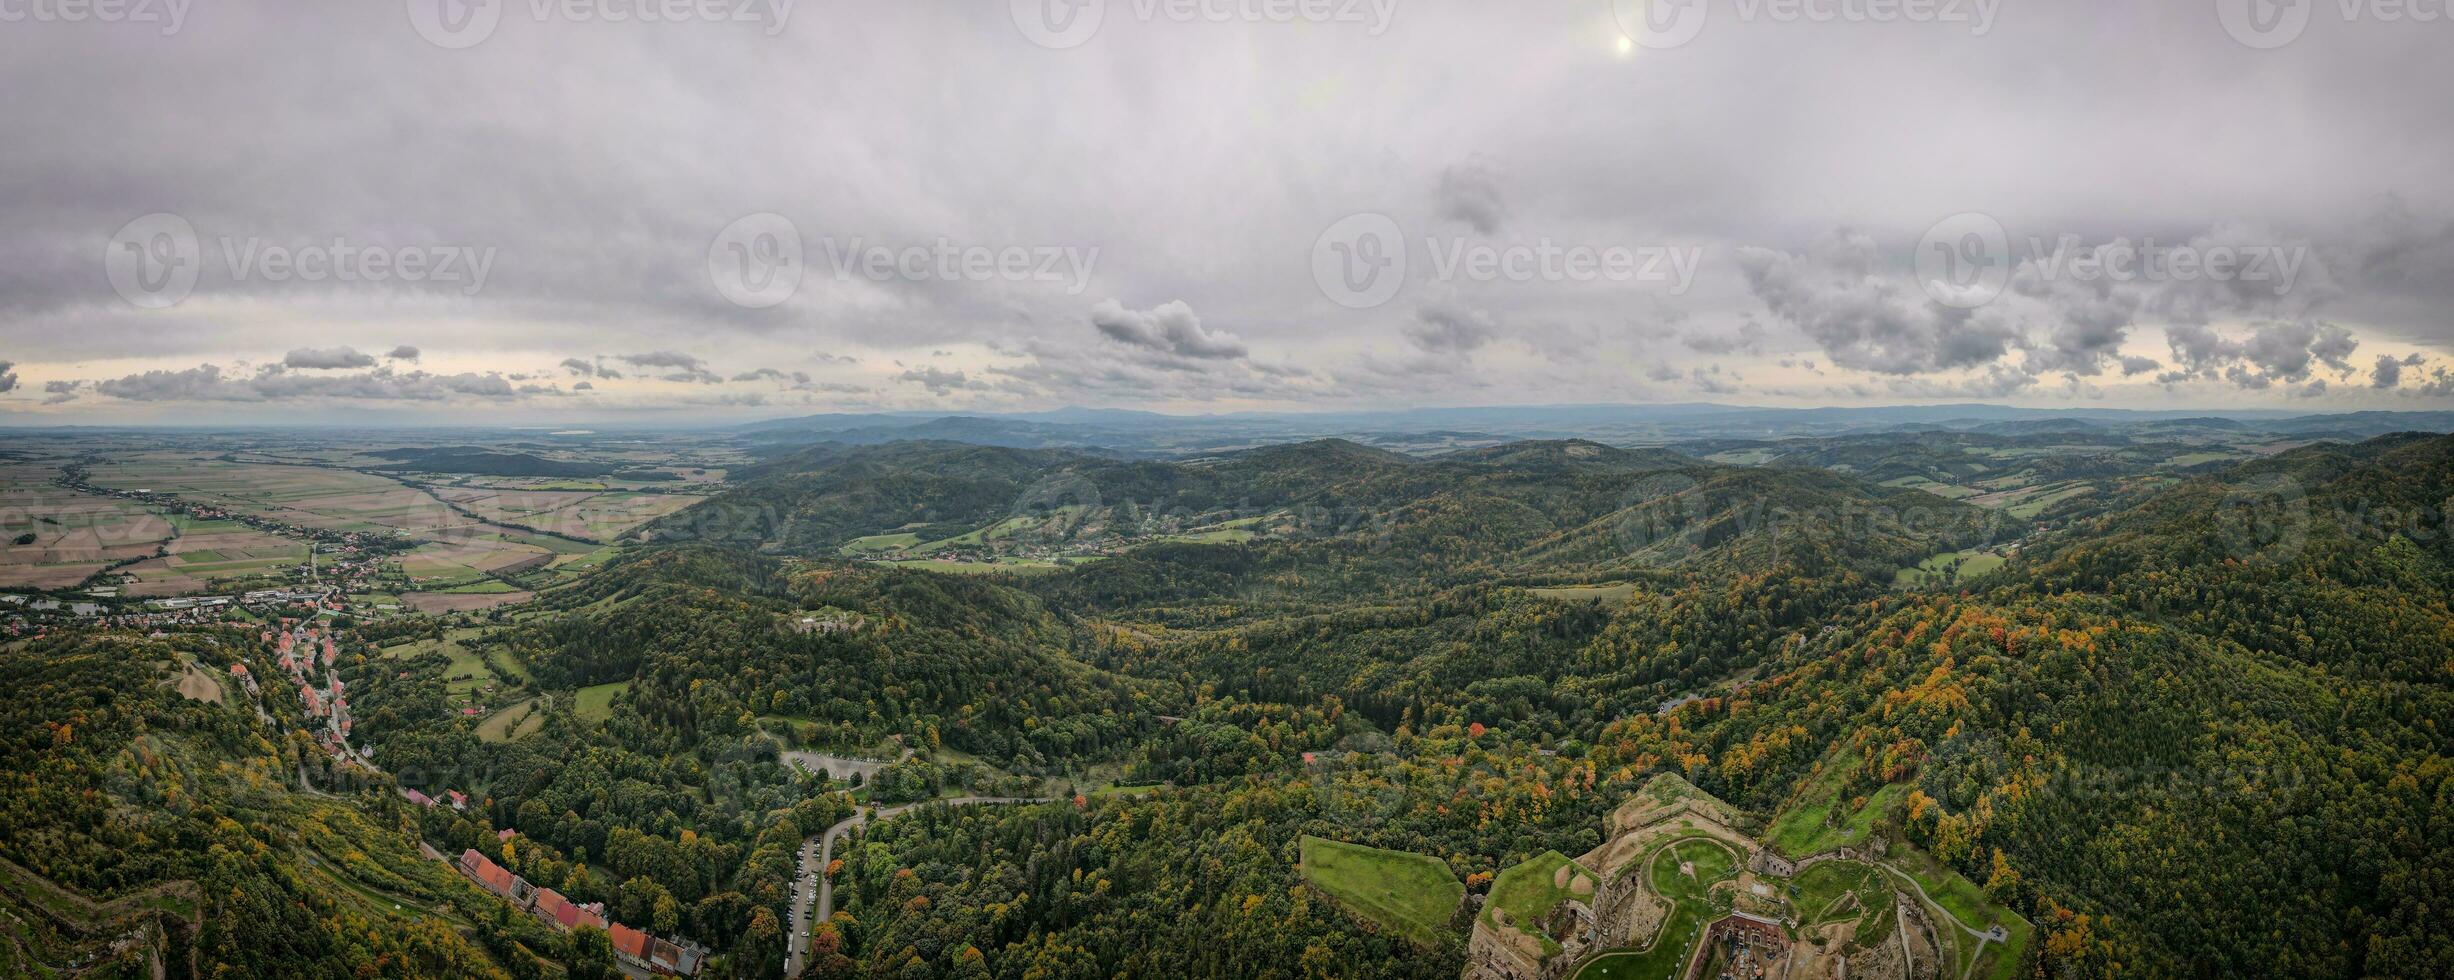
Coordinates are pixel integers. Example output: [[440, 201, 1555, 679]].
[[451, 845, 707, 977], [257, 610, 713, 977]]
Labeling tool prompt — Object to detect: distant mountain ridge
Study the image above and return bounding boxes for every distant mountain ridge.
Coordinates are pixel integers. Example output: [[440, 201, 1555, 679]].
[[731, 404, 2454, 456], [650, 435, 2007, 586]]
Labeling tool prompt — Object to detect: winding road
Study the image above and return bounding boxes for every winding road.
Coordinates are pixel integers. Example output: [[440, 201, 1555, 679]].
[[784, 796, 1052, 978]]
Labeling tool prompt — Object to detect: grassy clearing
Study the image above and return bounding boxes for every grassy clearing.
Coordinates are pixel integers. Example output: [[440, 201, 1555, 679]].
[[1297, 836, 1463, 946], [910, 515, 1039, 553], [1484, 851, 1596, 958], [1146, 526, 1256, 545], [1880, 475, 1982, 499], [1892, 549, 2006, 589], [572, 680, 630, 722], [838, 532, 922, 554], [386, 631, 522, 710], [1526, 582, 1640, 602], [2005, 482, 2091, 519], [483, 648, 533, 684], [1671, 838, 1737, 886], [546, 544, 621, 575], [475, 697, 543, 742], [1894, 850, 1993, 936], [2162, 451, 2237, 467], [1794, 860, 1895, 949], [1766, 765, 1903, 858]]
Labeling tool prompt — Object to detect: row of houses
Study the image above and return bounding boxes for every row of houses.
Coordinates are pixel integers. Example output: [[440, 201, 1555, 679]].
[[402, 786, 467, 810], [455, 848, 705, 976]]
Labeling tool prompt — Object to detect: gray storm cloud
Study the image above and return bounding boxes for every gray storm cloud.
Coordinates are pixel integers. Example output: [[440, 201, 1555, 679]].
[[283, 346, 378, 370], [0, 2, 2450, 419], [93, 363, 546, 402], [1735, 233, 2021, 376], [1090, 300, 1249, 361], [1404, 304, 1500, 354]]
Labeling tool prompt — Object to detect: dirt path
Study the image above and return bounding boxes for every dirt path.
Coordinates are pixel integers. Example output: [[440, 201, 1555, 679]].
[[1897, 899, 1915, 979]]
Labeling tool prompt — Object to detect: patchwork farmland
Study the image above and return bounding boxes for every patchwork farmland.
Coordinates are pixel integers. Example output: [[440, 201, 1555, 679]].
[[428, 486, 702, 542], [113, 516, 309, 596], [80, 455, 588, 601], [83, 457, 468, 535], [0, 462, 177, 589]]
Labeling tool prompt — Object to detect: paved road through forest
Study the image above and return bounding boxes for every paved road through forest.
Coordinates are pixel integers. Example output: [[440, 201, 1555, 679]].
[[784, 796, 1051, 977]]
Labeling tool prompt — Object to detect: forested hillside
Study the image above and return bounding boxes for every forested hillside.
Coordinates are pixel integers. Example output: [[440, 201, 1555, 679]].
[[774, 434, 2454, 978], [9, 432, 2448, 979], [0, 633, 514, 977]]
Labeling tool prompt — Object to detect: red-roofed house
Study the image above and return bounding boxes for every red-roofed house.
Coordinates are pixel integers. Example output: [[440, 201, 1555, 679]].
[[457, 849, 517, 897], [609, 922, 651, 962], [445, 789, 468, 809], [498, 828, 517, 841], [650, 937, 706, 975]]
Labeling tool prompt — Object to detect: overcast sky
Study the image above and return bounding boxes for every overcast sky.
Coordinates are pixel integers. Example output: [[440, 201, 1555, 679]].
[[3, 0, 2451, 424]]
